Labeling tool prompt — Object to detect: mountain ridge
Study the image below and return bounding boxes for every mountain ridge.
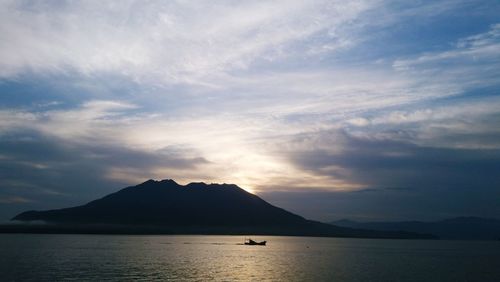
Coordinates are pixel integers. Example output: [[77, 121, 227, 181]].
[[330, 217, 500, 240], [8, 179, 434, 239]]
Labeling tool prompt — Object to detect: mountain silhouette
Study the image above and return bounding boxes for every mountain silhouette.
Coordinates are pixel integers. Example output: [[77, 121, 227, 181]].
[[330, 217, 500, 240], [8, 179, 434, 238], [13, 179, 305, 226]]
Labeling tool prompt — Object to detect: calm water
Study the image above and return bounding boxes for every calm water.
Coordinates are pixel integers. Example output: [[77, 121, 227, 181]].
[[1, 235, 500, 281]]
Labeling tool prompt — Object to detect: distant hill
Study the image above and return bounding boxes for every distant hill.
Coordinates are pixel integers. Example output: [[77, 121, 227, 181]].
[[7, 179, 433, 239], [330, 217, 500, 240]]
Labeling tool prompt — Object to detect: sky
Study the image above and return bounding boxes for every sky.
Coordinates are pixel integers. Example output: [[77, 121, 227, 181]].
[[0, 0, 499, 222]]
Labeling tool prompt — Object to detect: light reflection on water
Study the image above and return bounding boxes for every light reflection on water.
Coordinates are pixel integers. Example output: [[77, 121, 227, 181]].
[[1, 234, 500, 281]]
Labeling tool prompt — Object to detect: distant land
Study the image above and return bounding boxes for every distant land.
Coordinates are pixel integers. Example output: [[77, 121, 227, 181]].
[[2, 179, 433, 239], [330, 217, 500, 240]]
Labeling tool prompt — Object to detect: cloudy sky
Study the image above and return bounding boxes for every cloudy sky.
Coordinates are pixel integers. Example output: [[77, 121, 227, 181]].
[[1, 0, 499, 222]]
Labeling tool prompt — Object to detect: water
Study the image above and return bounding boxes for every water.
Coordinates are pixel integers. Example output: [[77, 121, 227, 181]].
[[1, 234, 500, 281]]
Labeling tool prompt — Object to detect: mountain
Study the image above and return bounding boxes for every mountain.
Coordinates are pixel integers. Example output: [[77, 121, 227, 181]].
[[8, 179, 433, 238], [330, 217, 500, 240], [13, 179, 304, 227]]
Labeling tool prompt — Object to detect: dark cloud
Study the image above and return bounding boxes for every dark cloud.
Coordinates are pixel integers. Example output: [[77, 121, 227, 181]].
[[272, 130, 500, 221], [0, 130, 209, 221], [290, 131, 500, 189]]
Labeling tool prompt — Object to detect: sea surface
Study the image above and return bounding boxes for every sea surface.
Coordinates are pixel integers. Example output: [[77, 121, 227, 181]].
[[1, 234, 500, 281]]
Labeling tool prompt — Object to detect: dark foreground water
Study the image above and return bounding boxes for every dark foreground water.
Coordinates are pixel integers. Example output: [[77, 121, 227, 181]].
[[1, 235, 500, 281]]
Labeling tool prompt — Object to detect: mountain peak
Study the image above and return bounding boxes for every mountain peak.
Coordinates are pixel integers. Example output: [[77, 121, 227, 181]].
[[159, 179, 178, 185], [137, 179, 244, 192], [185, 182, 208, 188], [184, 182, 242, 190], [138, 178, 179, 187]]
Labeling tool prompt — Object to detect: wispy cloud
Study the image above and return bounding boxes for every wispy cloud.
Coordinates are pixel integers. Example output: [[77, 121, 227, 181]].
[[0, 196, 33, 204], [394, 23, 500, 70], [0, 0, 373, 84]]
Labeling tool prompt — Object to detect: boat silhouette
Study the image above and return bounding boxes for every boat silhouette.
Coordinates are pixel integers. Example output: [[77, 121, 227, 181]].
[[244, 238, 266, 246]]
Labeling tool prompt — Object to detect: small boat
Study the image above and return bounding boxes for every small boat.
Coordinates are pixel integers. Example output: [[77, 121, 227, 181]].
[[244, 238, 266, 246]]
